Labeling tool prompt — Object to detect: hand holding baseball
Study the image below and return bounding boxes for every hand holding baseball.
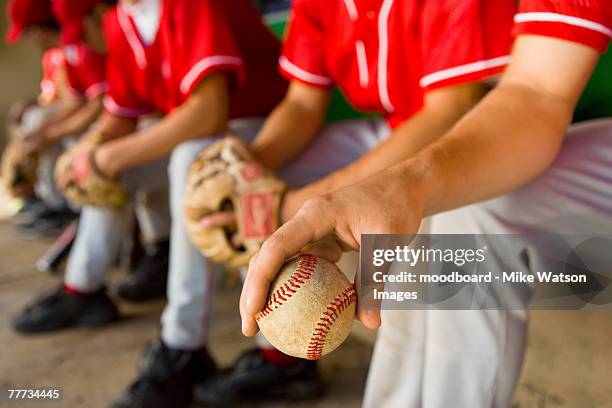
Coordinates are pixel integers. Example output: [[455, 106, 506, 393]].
[[240, 168, 427, 337]]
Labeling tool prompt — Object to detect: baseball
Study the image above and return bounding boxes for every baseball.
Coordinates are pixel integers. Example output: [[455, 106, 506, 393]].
[[256, 254, 357, 360]]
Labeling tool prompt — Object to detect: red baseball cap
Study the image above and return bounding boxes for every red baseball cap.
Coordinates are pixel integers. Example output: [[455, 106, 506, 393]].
[[5, 0, 55, 44], [52, 0, 104, 45]]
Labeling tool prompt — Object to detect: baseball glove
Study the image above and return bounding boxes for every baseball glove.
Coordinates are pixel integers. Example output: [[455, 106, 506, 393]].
[[184, 136, 287, 270], [1, 141, 38, 198], [54, 132, 128, 208]]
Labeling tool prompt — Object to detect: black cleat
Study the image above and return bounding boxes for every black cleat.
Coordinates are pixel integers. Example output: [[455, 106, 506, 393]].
[[17, 208, 78, 239], [116, 240, 169, 302], [12, 286, 119, 334], [112, 340, 216, 408], [193, 348, 323, 406], [12, 195, 46, 226]]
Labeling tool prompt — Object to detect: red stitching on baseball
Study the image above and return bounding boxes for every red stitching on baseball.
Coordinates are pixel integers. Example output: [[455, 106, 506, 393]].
[[255, 254, 317, 321], [306, 286, 357, 360]]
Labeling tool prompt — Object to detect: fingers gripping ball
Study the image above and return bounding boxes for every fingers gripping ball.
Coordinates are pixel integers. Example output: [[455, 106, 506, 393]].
[[1, 141, 38, 198], [54, 133, 127, 208], [256, 254, 357, 360], [184, 137, 286, 270]]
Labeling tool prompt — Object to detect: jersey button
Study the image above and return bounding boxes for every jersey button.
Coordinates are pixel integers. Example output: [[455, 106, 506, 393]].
[[366, 10, 376, 19]]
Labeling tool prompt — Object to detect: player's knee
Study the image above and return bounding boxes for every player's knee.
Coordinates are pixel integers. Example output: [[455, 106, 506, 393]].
[[168, 140, 210, 182]]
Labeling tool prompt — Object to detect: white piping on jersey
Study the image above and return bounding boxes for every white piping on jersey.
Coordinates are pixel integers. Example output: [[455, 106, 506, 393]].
[[180, 56, 243, 94], [420, 55, 511, 88], [514, 12, 612, 38], [85, 82, 109, 99], [104, 95, 152, 118], [355, 40, 369, 87], [121, 0, 161, 46], [344, 0, 366, 88], [62, 45, 78, 66], [279, 56, 334, 86], [117, 6, 148, 70], [49, 49, 64, 66], [378, 0, 395, 113], [121, 0, 162, 46], [343, 0, 358, 21], [40, 80, 55, 94]]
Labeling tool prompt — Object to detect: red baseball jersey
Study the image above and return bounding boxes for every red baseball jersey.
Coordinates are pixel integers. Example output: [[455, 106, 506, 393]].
[[102, 0, 287, 119], [281, 0, 515, 128], [513, 0, 612, 53], [62, 44, 108, 99], [40, 48, 65, 102]]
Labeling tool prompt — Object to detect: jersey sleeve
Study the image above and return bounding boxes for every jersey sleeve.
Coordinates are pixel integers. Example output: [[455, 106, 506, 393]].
[[103, 78, 153, 119], [278, 0, 333, 88], [172, 0, 246, 97], [102, 11, 153, 119], [77, 48, 109, 99], [419, 0, 515, 90], [513, 0, 612, 53], [62, 45, 108, 100]]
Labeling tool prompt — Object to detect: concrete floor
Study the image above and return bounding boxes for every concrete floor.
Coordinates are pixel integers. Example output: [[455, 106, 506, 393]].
[[0, 221, 370, 408], [0, 220, 611, 408]]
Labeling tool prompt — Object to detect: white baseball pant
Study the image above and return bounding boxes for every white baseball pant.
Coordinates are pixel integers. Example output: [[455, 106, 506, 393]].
[[364, 118, 612, 408], [64, 118, 171, 291], [63, 158, 171, 291], [19, 104, 70, 210]]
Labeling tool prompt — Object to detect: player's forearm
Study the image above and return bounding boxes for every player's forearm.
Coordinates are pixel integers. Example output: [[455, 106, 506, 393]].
[[95, 111, 138, 141], [102, 92, 228, 173], [295, 83, 487, 206], [99, 75, 229, 173], [406, 80, 574, 217], [251, 96, 329, 170], [392, 37, 599, 215], [37, 99, 83, 129], [46, 97, 103, 141]]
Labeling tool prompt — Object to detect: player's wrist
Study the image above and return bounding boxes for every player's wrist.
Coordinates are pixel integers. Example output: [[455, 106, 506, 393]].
[[393, 156, 436, 215], [250, 139, 285, 170], [94, 143, 122, 179], [280, 189, 307, 223]]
